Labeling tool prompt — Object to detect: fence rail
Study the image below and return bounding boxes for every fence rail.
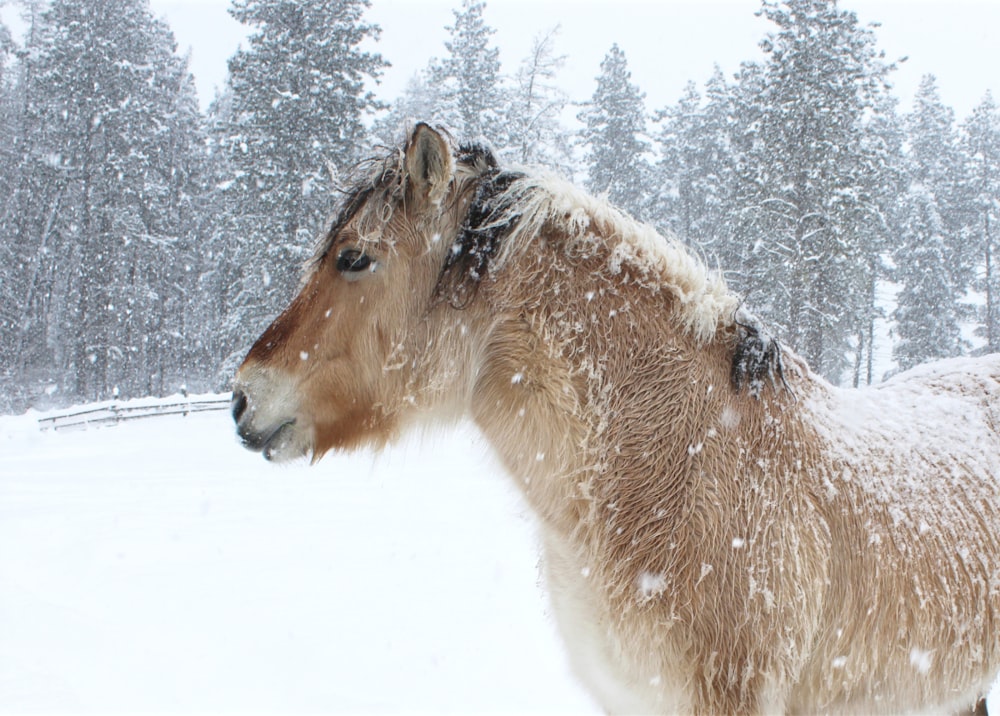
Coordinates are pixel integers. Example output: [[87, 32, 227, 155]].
[[37, 395, 232, 432]]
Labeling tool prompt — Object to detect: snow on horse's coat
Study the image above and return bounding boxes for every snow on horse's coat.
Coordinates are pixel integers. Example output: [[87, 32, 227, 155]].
[[232, 122, 1000, 714]]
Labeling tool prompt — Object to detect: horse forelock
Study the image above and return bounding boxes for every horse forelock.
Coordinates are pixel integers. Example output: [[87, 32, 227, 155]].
[[308, 151, 406, 274]]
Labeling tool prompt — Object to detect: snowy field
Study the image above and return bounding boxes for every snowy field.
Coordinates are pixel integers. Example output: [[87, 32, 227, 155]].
[[0, 397, 595, 714], [2, 395, 999, 714]]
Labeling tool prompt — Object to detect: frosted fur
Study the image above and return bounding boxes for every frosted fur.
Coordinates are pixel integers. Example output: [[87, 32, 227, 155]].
[[233, 124, 1000, 715], [490, 173, 740, 344], [796, 357, 1000, 713]]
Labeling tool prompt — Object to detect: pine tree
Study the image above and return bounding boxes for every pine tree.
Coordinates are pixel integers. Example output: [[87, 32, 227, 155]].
[[906, 75, 974, 283], [962, 92, 1000, 353], [370, 72, 440, 148], [852, 93, 905, 385], [428, 0, 505, 142], [892, 75, 970, 369], [0, 14, 16, 250], [500, 26, 572, 172], [578, 43, 651, 221], [0, 0, 208, 407], [0, 15, 12, 92], [220, 0, 388, 363], [892, 187, 964, 370], [652, 67, 737, 257], [731, 0, 898, 382], [148, 57, 213, 395], [0, 15, 17, 398], [0, 16, 13, 128], [0, 1, 53, 409], [192, 86, 245, 386]]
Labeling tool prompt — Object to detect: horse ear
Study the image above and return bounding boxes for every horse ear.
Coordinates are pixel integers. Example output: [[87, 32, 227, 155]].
[[405, 123, 453, 205]]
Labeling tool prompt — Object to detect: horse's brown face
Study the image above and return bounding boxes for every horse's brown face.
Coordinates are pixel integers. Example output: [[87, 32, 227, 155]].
[[231, 124, 469, 462]]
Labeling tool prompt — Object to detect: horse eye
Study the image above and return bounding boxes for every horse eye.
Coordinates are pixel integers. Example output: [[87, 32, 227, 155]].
[[336, 249, 373, 274]]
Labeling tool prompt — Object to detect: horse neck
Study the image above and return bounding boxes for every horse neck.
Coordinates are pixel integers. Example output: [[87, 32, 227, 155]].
[[470, 242, 738, 537]]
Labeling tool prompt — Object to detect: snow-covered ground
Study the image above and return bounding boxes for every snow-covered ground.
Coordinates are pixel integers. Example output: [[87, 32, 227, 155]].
[[0, 398, 595, 713], [2, 396, 998, 713]]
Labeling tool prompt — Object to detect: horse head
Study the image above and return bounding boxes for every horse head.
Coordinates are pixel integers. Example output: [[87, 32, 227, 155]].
[[232, 123, 499, 462]]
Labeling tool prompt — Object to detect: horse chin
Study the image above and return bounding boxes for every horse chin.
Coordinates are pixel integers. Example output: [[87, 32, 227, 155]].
[[260, 421, 312, 463], [234, 415, 311, 463]]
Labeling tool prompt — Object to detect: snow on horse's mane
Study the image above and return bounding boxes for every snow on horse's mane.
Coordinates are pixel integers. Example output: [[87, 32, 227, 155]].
[[490, 171, 741, 343]]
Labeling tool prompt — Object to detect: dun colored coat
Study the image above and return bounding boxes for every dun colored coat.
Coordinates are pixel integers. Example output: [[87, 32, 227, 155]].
[[232, 123, 1000, 715]]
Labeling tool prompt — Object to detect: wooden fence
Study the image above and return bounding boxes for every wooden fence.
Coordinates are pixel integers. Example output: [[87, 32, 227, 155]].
[[37, 395, 232, 432]]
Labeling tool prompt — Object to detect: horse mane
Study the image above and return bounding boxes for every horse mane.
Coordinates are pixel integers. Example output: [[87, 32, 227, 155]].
[[444, 166, 789, 397], [437, 144, 526, 309], [318, 133, 788, 397], [731, 308, 789, 398], [465, 171, 737, 340]]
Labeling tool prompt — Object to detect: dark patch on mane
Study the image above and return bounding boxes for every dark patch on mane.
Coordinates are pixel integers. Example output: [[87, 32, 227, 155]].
[[436, 143, 526, 308], [455, 142, 499, 172], [731, 313, 789, 399]]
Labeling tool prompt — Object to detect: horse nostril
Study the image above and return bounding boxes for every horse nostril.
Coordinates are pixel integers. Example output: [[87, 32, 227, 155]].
[[231, 390, 249, 424]]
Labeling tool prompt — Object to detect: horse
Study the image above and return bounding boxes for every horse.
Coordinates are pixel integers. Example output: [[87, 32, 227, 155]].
[[231, 122, 1000, 715]]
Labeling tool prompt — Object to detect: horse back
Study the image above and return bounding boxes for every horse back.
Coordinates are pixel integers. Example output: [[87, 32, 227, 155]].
[[794, 353, 1000, 713]]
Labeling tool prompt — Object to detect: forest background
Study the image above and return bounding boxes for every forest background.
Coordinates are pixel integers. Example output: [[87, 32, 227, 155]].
[[1, 0, 999, 414]]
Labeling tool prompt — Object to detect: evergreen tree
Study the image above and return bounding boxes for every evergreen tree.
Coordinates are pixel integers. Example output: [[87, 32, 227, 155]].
[[0, 14, 12, 90], [220, 0, 388, 364], [500, 26, 572, 172], [653, 81, 701, 239], [0, 0, 207, 408], [0, 14, 17, 392], [962, 92, 1000, 353], [150, 57, 214, 395], [370, 72, 440, 148], [892, 75, 970, 369], [0, 15, 12, 118], [892, 187, 965, 370], [0, 13, 16, 238], [0, 1, 58, 405], [652, 67, 737, 257], [852, 93, 905, 384], [428, 0, 505, 141], [195, 85, 249, 387], [731, 0, 898, 382], [578, 43, 651, 221], [906, 75, 974, 284]]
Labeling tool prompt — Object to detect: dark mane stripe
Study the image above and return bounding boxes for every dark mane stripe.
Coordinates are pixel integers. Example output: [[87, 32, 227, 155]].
[[436, 144, 526, 308], [455, 142, 499, 172], [731, 313, 789, 398]]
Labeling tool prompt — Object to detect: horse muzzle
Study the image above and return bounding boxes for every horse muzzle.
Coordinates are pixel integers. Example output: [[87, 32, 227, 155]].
[[231, 367, 312, 462]]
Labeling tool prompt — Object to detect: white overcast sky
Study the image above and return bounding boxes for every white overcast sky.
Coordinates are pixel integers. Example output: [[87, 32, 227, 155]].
[[141, 0, 1000, 124]]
